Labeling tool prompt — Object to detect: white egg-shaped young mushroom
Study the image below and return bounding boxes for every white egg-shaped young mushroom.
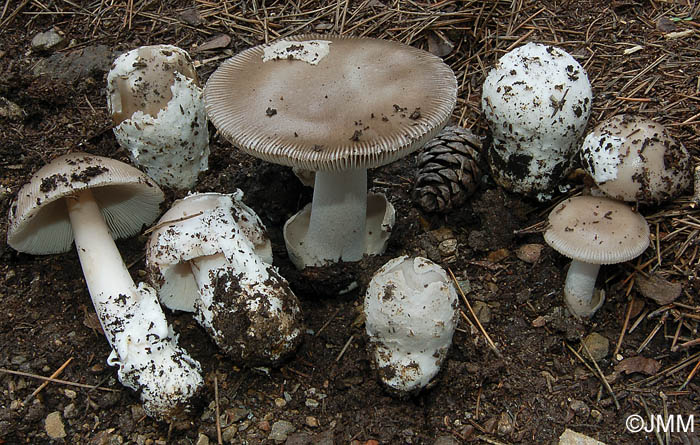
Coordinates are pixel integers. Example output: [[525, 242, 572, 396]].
[[580, 114, 692, 205], [146, 192, 303, 365], [6, 153, 203, 420], [204, 35, 456, 269], [364, 256, 459, 394], [482, 42, 593, 201], [544, 196, 650, 318], [107, 44, 209, 189]]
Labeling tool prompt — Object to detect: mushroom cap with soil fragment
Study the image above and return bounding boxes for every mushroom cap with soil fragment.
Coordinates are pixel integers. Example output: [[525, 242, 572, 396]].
[[482, 42, 593, 201], [204, 35, 457, 269], [579, 114, 692, 205]]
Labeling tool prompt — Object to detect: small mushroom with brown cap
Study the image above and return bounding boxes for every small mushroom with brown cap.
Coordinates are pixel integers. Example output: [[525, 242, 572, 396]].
[[107, 44, 209, 189], [579, 114, 692, 205], [204, 35, 456, 269], [544, 195, 650, 318], [6, 152, 203, 420], [146, 192, 303, 365]]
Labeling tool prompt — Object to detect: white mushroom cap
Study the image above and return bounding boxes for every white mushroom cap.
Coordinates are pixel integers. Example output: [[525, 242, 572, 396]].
[[204, 35, 457, 171], [580, 114, 692, 204], [7, 152, 164, 255], [482, 42, 593, 201], [146, 191, 272, 312], [544, 195, 649, 265], [364, 256, 459, 394], [107, 45, 209, 190]]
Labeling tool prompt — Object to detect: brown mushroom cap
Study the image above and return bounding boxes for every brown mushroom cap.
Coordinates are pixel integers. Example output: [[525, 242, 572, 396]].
[[544, 195, 649, 264], [204, 35, 457, 171], [7, 152, 164, 255]]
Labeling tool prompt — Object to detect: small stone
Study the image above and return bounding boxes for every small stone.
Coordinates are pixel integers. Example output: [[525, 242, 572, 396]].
[[305, 416, 319, 427], [473, 301, 491, 324], [305, 398, 319, 408], [497, 412, 513, 436], [226, 407, 250, 422], [570, 399, 590, 418], [64, 389, 77, 399], [238, 420, 250, 432], [63, 402, 77, 419], [258, 420, 271, 432], [516, 243, 543, 264], [0, 97, 24, 120], [268, 420, 295, 442], [582, 333, 609, 362], [590, 409, 602, 420], [558, 428, 606, 445], [195, 433, 210, 445], [274, 397, 286, 408], [221, 425, 237, 443], [438, 239, 457, 257], [532, 315, 546, 327], [45, 411, 66, 439], [10, 400, 22, 410], [31, 28, 66, 52]]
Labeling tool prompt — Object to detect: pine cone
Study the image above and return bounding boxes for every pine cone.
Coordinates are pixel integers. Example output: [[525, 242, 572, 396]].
[[412, 126, 482, 213]]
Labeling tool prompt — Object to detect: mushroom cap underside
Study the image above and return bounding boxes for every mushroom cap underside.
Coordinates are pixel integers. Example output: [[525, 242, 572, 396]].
[[7, 152, 164, 255], [204, 34, 457, 171], [544, 195, 650, 264]]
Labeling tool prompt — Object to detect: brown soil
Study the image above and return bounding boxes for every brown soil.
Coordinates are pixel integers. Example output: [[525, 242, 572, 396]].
[[1, 2, 698, 445]]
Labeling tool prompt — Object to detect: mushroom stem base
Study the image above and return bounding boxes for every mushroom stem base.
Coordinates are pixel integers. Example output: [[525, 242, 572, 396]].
[[563, 260, 604, 318], [284, 192, 395, 269]]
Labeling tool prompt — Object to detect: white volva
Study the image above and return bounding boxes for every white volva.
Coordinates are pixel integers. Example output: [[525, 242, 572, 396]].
[[364, 256, 459, 393]]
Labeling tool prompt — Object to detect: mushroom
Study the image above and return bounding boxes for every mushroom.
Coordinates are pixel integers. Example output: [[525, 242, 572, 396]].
[[146, 192, 303, 365], [579, 114, 692, 205], [543, 195, 650, 318], [204, 35, 456, 268], [107, 44, 209, 189], [364, 256, 459, 394], [6, 152, 203, 420], [481, 42, 593, 201]]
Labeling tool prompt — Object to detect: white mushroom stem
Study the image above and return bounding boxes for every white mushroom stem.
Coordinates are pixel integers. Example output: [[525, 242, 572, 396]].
[[66, 188, 139, 336], [563, 260, 604, 318], [307, 169, 367, 263], [65, 188, 202, 419]]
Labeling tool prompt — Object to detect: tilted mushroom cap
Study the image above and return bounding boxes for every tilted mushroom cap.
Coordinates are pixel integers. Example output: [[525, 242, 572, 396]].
[[204, 35, 457, 171], [7, 152, 164, 255], [544, 195, 650, 265], [146, 191, 272, 312], [580, 114, 692, 204]]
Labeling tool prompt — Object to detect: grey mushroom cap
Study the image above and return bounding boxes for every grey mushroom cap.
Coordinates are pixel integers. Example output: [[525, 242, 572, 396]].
[[544, 195, 650, 265], [7, 152, 164, 255], [204, 34, 457, 171]]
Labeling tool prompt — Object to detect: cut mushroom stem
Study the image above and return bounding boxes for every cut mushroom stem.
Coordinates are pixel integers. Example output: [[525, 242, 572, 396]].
[[563, 260, 604, 318], [306, 169, 368, 263]]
